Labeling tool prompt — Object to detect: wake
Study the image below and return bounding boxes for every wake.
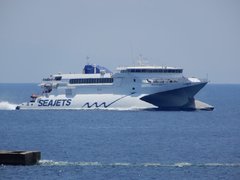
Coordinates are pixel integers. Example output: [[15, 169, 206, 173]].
[[0, 101, 17, 110]]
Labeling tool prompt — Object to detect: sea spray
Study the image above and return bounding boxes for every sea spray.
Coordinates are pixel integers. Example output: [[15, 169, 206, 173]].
[[0, 101, 17, 110]]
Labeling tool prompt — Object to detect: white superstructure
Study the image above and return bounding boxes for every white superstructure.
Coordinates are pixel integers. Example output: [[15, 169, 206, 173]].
[[16, 64, 214, 110]]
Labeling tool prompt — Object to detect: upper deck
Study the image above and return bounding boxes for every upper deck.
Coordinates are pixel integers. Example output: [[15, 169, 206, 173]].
[[40, 64, 184, 88], [117, 66, 183, 74], [41, 64, 113, 87]]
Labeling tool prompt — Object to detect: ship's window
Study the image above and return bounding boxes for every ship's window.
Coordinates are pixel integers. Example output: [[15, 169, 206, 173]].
[[120, 68, 183, 73], [176, 69, 182, 73], [55, 76, 62, 81], [69, 78, 113, 84]]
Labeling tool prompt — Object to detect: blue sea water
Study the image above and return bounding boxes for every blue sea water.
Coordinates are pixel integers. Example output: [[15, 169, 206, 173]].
[[0, 84, 240, 180]]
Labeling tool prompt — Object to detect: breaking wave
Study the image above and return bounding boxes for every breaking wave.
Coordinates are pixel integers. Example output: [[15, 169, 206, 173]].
[[39, 160, 240, 168], [0, 101, 17, 110]]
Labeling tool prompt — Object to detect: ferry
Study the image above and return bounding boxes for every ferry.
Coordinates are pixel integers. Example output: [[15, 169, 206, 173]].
[[16, 63, 214, 110]]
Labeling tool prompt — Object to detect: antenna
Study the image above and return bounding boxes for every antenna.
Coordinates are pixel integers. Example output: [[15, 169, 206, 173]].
[[138, 54, 143, 66], [131, 44, 134, 66], [137, 54, 149, 66]]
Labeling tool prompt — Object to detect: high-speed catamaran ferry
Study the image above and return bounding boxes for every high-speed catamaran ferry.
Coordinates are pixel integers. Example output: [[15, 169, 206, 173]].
[[16, 63, 214, 110]]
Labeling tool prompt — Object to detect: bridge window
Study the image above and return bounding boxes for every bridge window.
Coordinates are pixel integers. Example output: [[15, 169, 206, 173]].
[[120, 69, 183, 73]]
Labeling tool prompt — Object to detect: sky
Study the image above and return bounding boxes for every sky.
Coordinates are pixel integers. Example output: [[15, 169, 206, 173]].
[[0, 0, 239, 83]]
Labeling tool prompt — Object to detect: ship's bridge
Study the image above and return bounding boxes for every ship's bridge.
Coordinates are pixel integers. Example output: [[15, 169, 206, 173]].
[[117, 66, 183, 74]]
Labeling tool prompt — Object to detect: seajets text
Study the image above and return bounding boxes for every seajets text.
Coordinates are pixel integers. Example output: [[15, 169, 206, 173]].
[[38, 99, 72, 107]]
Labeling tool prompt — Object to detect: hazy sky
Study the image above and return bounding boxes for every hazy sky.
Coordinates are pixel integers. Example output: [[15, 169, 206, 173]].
[[0, 0, 239, 83]]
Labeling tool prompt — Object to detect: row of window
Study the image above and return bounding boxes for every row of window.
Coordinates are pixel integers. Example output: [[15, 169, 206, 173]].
[[121, 69, 183, 73], [55, 76, 62, 81], [69, 78, 113, 84], [42, 76, 62, 81]]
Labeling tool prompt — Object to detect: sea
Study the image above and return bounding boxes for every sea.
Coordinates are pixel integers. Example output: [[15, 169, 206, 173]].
[[0, 83, 240, 180]]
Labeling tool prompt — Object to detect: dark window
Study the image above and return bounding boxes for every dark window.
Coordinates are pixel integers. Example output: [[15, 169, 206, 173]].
[[55, 76, 62, 81], [120, 68, 183, 73], [69, 78, 113, 84]]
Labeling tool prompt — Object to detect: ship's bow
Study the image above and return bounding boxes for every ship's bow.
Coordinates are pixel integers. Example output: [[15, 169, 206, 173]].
[[140, 81, 214, 111]]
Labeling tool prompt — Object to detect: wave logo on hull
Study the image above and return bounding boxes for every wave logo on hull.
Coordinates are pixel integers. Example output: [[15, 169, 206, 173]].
[[82, 93, 135, 108], [82, 102, 111, 108]]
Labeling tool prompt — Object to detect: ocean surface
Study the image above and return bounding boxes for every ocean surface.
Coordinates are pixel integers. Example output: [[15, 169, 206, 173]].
[[0, 83, 240, 180]]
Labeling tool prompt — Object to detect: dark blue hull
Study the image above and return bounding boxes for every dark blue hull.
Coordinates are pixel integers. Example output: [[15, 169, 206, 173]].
[[140, 82, 213, 110]]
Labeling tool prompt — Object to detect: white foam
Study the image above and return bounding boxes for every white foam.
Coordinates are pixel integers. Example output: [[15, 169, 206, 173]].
[[39, 160, 102, 166], [142, 163, 162, 167], [0, 101, 17, 110], [110, 163, 131, 166], [204, 163, 240, 167], [38, 160, 240, 168], [174, 162, 192, 167]]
